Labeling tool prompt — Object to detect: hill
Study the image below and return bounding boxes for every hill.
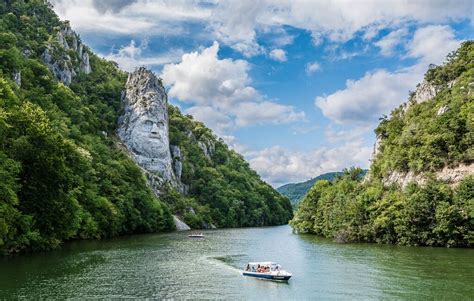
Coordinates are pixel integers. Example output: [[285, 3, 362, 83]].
[[0, 0, 292, 255], [291, 42, 473, 247], [277, 172, 341, 205]]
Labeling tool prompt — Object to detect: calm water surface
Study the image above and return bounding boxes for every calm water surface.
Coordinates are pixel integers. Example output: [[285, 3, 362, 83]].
[[1, 225, 473, 299]]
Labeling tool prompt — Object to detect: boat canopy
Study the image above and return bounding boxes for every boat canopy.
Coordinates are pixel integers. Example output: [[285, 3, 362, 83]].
[[247, 262, 277, 266]]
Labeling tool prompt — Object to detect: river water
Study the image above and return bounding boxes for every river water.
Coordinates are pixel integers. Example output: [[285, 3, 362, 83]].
[[1, 225, 473, 299]]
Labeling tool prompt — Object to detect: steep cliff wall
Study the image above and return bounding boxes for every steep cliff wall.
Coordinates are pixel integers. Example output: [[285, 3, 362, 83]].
[[369, 47, 474, 188], [41, 20, 91, 85], [118, 68, 181, 193]]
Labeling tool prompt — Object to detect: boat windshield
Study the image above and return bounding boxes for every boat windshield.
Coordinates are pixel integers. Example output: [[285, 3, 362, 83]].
[[245, 262, 281, 273]]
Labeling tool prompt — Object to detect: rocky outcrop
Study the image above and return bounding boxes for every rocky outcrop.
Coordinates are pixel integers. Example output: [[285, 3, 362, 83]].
[[198, 139, 215, 160], [383, 163, 474, 188], [414, 80, 438, 104], [173, 215, 191, 231], [170, 145, 183, 181], [371, 135, 382, 160], [118, 67, 179, 193], [13, 71, 21, 86], [437, 105, 449, 115], [41, 21, 91, 85]]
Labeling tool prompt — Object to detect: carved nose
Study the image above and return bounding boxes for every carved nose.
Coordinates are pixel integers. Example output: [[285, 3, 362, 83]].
[[150, 123, 159, 134]]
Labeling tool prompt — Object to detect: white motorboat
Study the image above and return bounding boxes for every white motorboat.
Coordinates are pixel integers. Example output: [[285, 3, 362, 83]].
[[188, 233, 205, 238], [242, 262, 292, 281]]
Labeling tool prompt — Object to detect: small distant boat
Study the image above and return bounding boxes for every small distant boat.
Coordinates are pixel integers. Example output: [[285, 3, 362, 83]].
[[188, 233, 205, 238], [242, 262, 292, 281]]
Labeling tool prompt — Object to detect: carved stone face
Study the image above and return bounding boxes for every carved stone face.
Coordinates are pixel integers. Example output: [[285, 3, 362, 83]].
[[117, 68, 176, 182], [129, 114, 169, 159]]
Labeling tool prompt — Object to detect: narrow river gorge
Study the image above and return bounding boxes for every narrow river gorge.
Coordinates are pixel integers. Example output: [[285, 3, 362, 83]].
[[1, 226, 473, 299]]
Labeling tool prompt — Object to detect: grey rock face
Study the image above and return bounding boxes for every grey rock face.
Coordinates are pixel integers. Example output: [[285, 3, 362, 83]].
[[198, 139, 215, 160], [383, 163, 473, 188], [41, 21, 91, 85], [170, 145, 183, 181], [414, 80, 438, 104], [173, 215, 191, 231], [371, 134, 382, 160], [81, 52, 91, 74], [118, 67, 177, 189], [13, 71, 21, 87], [437, 105, 449, 116]]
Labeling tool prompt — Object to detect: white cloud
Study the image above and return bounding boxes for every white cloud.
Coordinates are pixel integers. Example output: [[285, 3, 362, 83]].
[[234, 101, 304, 127], [269, 49, 287, 62], [104, 40, 184, 71], [247, 142, 372, 187], [51, 0, 472, 57], [162, 41, 255, 105], [315, 25, 462, 125], [375, 28, 409, 56], [306, 61, 321, 74], [50, 0, 209, 35], [407, 25, 462, 65], [316, 68, 422, 125], [161, 42, 304, 134]]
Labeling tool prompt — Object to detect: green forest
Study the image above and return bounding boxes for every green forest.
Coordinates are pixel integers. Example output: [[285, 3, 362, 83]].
[[291, 42, 474, 247], [0, 0, 292, 255]]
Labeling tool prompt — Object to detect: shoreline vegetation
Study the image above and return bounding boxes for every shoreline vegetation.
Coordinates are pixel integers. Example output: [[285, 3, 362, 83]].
[[291, 42, 473, 248], [0, 0, 292, 256]]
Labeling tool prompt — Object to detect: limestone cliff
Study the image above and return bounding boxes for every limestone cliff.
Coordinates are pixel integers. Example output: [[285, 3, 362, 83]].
[[368, 44, 473, 188], [41, 20, 91, 85], [118, 67, 182, 193]]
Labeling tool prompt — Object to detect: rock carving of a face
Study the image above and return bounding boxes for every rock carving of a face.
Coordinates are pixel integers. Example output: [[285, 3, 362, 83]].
[[118, 68, 175, 182], [129, 113, 169, 159]]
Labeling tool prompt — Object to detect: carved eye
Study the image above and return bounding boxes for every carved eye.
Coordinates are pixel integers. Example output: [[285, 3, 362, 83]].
[[143, 120, 153, 131], [157, 121, 164, 127]]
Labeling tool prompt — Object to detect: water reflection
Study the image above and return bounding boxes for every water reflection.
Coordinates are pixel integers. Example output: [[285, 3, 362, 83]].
[[1, 226, 473, 300]]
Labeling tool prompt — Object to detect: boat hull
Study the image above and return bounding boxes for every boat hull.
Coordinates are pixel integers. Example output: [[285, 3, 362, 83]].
[[242, 272, 291, 281]]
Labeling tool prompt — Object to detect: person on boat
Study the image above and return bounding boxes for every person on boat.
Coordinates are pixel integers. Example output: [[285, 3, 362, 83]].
[[246, 264, 250, 271]]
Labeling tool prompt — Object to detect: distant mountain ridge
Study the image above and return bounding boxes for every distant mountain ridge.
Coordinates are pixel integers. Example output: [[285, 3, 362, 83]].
[[277, 172, 342, 205]]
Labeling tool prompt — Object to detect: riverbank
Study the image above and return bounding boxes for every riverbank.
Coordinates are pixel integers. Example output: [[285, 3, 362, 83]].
[[1, 225, 473, 299]]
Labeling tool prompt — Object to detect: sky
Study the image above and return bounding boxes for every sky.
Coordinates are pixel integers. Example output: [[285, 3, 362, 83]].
[[50, 0, 473, 187]]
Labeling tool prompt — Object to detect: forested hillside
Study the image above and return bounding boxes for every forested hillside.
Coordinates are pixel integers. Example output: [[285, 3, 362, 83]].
[[0, 0, 292, 255], [291, 42, 473, 247], [277, 172, 341, 206], [165, 106, 293, 228]]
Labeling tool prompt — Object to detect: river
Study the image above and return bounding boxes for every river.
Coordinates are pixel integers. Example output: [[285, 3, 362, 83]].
[[1, 225, 473, 299]]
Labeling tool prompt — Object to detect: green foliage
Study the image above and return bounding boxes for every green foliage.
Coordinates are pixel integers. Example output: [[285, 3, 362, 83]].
[[277, 172, 342, 206], [277, 171, 368, 206], [372, 41, 473, 178], [0, 1, 173, 255], [0, 1, 291, 255], [291, 42, 474, 247], [291, 171, 472, 247], [168, 106, 293, 228]]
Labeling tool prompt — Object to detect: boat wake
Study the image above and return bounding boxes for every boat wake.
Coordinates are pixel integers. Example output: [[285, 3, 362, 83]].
[[206, 254, 246, 275]]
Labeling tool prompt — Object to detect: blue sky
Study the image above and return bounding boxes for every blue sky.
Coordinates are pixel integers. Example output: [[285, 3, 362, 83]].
[[51, 0, 473, 186]]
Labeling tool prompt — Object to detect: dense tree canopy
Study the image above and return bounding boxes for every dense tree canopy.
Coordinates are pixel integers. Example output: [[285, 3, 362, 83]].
[[0, 0, 292, 255], [291, 42, 474, 247]]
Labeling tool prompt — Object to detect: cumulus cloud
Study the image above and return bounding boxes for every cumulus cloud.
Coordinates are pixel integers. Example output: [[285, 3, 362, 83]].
[[185, 106, 233, 134], [406, 25, 462, 65], [269, 49, 287, 62], [50, 0, 208, 35], [247, 142, 372, 187], [316, 25, 462, 125], [51, 0, 472, 56], [161, 42, 304, 134], [316, 68, 421, 125], [375, 28, 409, 56], [104, 40, 184, 71], [306, 61, 321, 74]]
